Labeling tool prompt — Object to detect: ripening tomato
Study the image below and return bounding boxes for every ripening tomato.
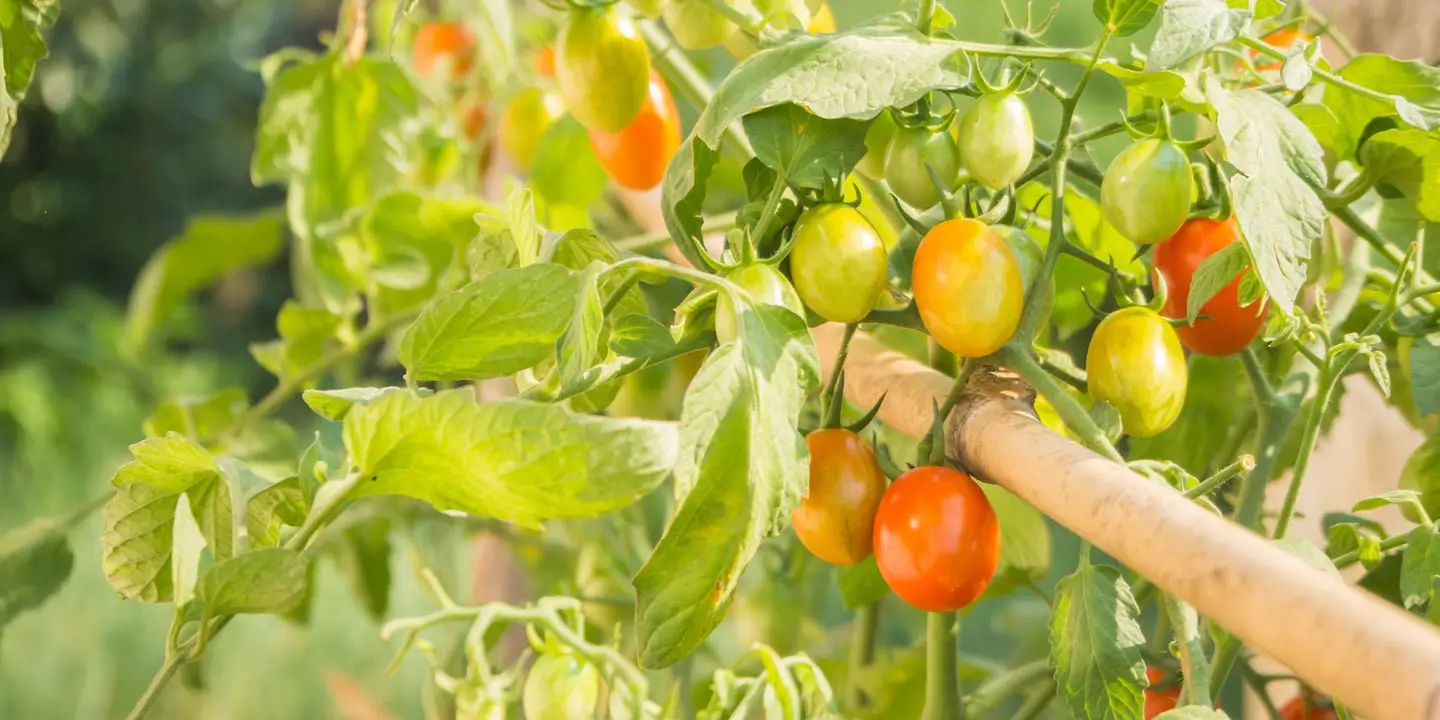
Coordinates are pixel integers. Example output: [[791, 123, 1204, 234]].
[[715, 263, 805, 344], [1253, 28, 1316, 72], [958, 92, 1035, 190], [993, 225, 1052, 340], [873, 466, 1000, 612], [809, 1, 836, 33], [912, 219, 1024, 357], [522, 653, 600, 720], [587, 71, 681, 190], [857, 110, 899, 179], [557, 6, 651, 132], [533, 46, 556, 78], [1144, 666, 1181, 720], [1278, 692, 1338, 720], [884, 126, 962, 210], [498, 87, 564, 172], [461, 101, 488, 141], [1086, 306, 1187, 438], [1101, 138, 1194, 245], [664, 0, 736, 49], [412, 22, 474, 82], [789, 204, 889, 322], [792, 429, 888, 565], [1154, 218, 1267, 357]]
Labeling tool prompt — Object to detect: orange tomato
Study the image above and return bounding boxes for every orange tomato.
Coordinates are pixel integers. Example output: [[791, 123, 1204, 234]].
[[586, 71, 681, 190], [1251, 28, 1315, 72], [462, 101, 487, 141], [412, 22, 474, 81], [1278, 692, 1338, 720], [791, 429, 888, 566], [872, 466, 1000, 612], [1144, 666, 1181, 720], [534, 46, 557, 78], [911, 218, 1024, 358]]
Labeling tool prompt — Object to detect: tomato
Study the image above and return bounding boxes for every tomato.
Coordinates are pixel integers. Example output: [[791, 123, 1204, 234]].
[[809, 1, 837, 33], [957, 92, 1035, 190], [993, 225, 1052, 340], [1253, 28, 1316, 72], [1144, 666, 1181, 720], [664, 0, 736, 50], [587, 71, 681, 190], [1278, 692, 1338, 720], [1101, 138, 1194, 245], [884, 126, 961, 210], [789, 204, 889, 323], [412, 22, 474, 82], [522, 653, 600, 720], [533, 46, 556, 78], [872, 466, 1000, 612], [461, 101, 488, 141], [715, 263, 805, 344], [498, 87, 564, 172], [1154, 218, 1267, 357], [912, 218, 1024, 358], [792, 429, 888, 565], [1086, 306, 1187, 438], [557, 7, 651, 132], [857, 110, 899, 179]]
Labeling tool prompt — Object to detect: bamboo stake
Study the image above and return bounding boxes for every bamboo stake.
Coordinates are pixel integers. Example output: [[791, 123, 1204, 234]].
[[812, 324, 1440, 720]]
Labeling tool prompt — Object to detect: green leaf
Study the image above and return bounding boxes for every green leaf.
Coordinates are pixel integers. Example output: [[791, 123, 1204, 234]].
[[634, 305, 820, 668], [1322, 54, 1440, 160], [530, 115, 608, 208], [1291, 103, 1341, 152], [397, 264, 579, 381], [246, 477, 307, 549], [302, 386, 417, 422], [661, 19, 971, 267], [343, 389, 678, 526], [837, 556, 889, 609], [1354, 489, 1428, 519], [1227, 0, 1283, 20], [1095, 61, 1188, 100], [0, 514, 73, 628], [1409, 337, 1440, 416], [143, 388, 250, 445], [506, 189, 543, 267], [187, 470, 234, 561], [102, 483, 181, 602], [742, 104, 869, 190], [1145, 0, 1249, 70], [0, 0, 57, 157], [546, 228, 647, 319], [1049, 563, 1147, 720], [1207, 81, 1327, 314], [364, 191, 497, 314], [979, 484, 1051, 599], [195, 548, 309, 616], [124, 209, 286, 354], [609, 314, 677, 358], [250, 301, 343, 380], [1272, 537, 1342, 579], [1359, 129, 1440, 222], [556, 262, 607, 388], [1402, 523, 1440, 610], [1093, 0, 1160, 36], [171, 493, 206, 608], [467, 213, 519, 281], [1184, 241, 1251, 324], [112, 434, 221, 493], [335, 518, 391, 621], [1369, 350, 1393, 398]]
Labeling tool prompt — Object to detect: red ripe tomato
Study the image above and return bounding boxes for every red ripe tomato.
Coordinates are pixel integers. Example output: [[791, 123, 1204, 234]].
[[1144, 666, 1181, 720], [412, 22, 474, 81], [1278, 692, 1338, 720], [1253, 28, 1315, 72], [587, 71, 681, 190], [911, 218, 1024, 358], [1154, 218, 1267, 357], [534, 46, 556, 78], [872, 466, 1000, 612], [792, 429, 888, 566]]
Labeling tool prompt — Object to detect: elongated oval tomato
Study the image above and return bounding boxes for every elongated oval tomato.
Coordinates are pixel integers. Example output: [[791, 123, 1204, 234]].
[[884, 126, 961, 210], [912, 218, 1024, 357], [587, 71, 681, 190], [522, 653, 600, 720], [873, 466, 1000, 612], [1101, 138, 1194, 245], [557, 6, 650, 132], [1154, 217, 1267, 356], [715, 263, 804, 344], [412, 22, 474, 82], [958, 92, 1035, 190], [792, 429, 888, 565], [790, 204, 889, 323], [1278, 692, 1337, 720], [498, 87, 564, 172], [1086, 306, 1188, 438]]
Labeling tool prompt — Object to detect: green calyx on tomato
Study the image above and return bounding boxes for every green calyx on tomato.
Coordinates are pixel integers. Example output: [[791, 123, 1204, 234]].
[[715, 263, 805, 344], [1154, 217, 1267, 357], [1101, 137, 1194, 245], [588, 70, 681, 191], [522, 653, 600, 720], [1086, 306, 1188, 438], [557, 6, 651, 133], [872, 465, 1000, 612], [664, 0, 739, 50], [993, 225, 1052, 341], [958, 92, 1035, 190], [912, 218, 1024, 358], [790, 204, 889, 323], [884, 125, 961, 211], [498, 87, 564, 173], [792, 428, 888, 566]]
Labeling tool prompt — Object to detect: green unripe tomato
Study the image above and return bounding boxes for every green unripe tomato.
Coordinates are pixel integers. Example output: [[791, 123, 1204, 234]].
[[993, 225, 1053, 340], [1086, 306, 1188, 437], [522, 653, 600, 720], [790, 204, 889, 322], [958, 92, 1035, 190], [715, 263, 804, 344], [1100, 138, 1194, 245], [557, 6, 651, 132], [664, 0, 735, 50], [857, 110, 898, 179], [884, 126, 961, 211], [1400, 436, 1440, 524], [498, 87, 564, 173]]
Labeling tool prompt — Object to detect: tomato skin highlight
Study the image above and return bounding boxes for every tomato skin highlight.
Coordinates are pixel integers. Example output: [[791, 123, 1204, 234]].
[[587, 71, 681, 190], [912, 218, 1024, 358], [498, 87, 564, 173], [958, 92, 1035, 190], [412, 22, 474, 81], [557, 7, 651, 133], [1154, 217, 1267, 357], [884, 126, 961, 211], [789, 204, 889, 323], [1086, 306, 1188, 438], [715, 263, 805, 344], [872, 466, 1000, 613], [1101, 138, 1194, 245], [792, 429, 888, 565], [522, 653, 600, 720]]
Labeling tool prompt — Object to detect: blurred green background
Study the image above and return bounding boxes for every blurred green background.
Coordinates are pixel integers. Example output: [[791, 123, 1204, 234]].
[[0, 1, 1144, 718]]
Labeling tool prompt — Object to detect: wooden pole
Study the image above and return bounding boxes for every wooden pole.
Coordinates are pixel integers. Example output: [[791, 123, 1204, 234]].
[[812, 324, 1440, 720]]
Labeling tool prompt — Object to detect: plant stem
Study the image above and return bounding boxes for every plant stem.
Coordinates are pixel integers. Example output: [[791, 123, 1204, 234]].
[[124, 653, 186, 720], [1184, 455, 1254, 499], [749, 175, 789, 258], [696, 0, 762, 37], [916, 0, 937, 34], [999, 345, 1123, 462], [637, 20, 753, 158], [1163, 592, 1212, 706], [613, 212, 739, 253], [922, 611, 962, 720], [1333, 533, 1409, 569], [845, 601, 881, 710], [1271, 370, 1338, 539], [286, 471, 370, 551], [1008, 681, 1057, 720], [822, 323, 859, 421]]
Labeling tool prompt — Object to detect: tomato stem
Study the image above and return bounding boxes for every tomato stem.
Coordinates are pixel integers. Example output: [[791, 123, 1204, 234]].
[[1162, 592, 1212, 706], [845, 601, 881, 710], [998, 345, 1123, 463], [921, 611, 963, 720], [821, 323, 859, 428]]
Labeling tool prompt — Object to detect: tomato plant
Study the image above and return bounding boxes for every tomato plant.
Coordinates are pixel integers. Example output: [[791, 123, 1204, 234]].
[[1154, 217, 1267, 357], [522, 652, 601, 720], [872, 466, 1000, 613], [912, 218, 1023, 357], [883, 125, 961, 210], [792, 428, 887, 566], [556, 6, 650, 132], [957, 91, 1035, 190], [789, 203, 889, 323], [587, 71, 681, 190], [1101, 137, 1194, 245]]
